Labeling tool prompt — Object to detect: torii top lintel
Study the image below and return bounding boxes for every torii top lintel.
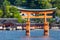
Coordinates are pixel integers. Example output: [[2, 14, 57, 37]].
[[18, 7, 56, 13], [17, 7, 57, 19]]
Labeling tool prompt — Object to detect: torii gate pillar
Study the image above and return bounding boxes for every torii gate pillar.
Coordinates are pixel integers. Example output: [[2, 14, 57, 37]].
[[44, 12, 49, 36], [44, 22, 49, 36], [26, 13, 30, 36]]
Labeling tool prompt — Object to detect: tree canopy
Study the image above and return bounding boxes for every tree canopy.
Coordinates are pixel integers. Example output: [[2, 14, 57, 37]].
[[0, 0, 24, 23], [0, 0, 60, 23]]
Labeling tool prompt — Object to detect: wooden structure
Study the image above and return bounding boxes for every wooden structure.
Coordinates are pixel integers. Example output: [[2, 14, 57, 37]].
[[18, 8, 56, 36]]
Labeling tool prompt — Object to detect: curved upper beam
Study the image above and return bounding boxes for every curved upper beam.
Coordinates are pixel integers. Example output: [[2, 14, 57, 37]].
[[17, 7, 57, 12]]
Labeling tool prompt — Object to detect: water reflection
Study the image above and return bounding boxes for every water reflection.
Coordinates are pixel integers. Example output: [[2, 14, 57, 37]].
[[20, 36, 54, 40]]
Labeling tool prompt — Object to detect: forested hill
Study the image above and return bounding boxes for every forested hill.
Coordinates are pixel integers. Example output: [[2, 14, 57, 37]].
[[0, 0, 60, 23], [0, 0, 60, 17], [8, 0, 60, 9], [0, 0, 60, 9], [8, 0, 60, 17]]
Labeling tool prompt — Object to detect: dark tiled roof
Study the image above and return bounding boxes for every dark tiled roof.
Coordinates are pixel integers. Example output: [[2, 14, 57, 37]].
[[0, 18, 19, 26], [16, 23, 44, 27], [0, 18, 17, 20]]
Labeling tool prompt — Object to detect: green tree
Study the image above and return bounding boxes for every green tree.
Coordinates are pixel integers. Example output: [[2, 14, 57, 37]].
[[15, 0, 52, 9], [0, 0, 4, 8], [0, 9, 3, 18], [2, 0, 10, 18], [15, 0, 27, 6], [56, 0, 60, 9], [10, 6, 23, 23], [38, 0, 52, 9], [56, 9, 60, 17], [0, 0, 23, 23]]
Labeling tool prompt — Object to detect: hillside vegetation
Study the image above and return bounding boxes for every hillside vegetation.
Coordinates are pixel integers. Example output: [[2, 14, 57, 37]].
[[0, 0, 60, 23]]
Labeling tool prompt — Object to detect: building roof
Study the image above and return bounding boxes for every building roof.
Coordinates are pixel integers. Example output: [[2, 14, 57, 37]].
[[0, 18, 19, 26], [0, 18, 17, 20], [16, 23, 44, 27]]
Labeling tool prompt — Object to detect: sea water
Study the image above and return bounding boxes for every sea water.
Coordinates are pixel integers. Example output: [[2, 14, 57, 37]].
[[0, 29, 60, 40]]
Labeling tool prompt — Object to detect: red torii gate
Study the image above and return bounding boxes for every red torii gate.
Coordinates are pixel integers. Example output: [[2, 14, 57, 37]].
[[18, 8, 56, 36]]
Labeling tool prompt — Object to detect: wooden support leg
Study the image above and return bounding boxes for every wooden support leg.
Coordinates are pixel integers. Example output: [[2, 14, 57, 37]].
[[4, 25, 6, 30], [44, 22, 49, 36], [26, 21, 30, 36]]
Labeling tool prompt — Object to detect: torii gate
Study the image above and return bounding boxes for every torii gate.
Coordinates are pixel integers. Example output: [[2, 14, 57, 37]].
[[18, 8, 56, 36]]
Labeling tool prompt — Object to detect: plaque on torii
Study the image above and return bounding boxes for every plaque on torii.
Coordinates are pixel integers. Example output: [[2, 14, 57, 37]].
[[18, 7, 56, 36]]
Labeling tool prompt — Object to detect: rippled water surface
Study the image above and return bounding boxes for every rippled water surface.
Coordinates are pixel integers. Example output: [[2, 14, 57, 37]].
[[0, 29, 60, 40]]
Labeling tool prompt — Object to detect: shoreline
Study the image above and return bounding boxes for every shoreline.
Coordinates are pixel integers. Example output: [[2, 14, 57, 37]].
[[0, 29, 60, 31]]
